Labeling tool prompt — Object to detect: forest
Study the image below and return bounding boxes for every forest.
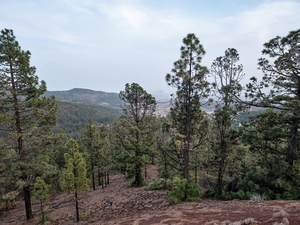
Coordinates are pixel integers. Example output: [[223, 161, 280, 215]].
[[0, 28, 300, 223]]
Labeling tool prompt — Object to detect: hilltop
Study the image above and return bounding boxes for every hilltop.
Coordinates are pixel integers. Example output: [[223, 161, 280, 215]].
[[44, 88, 122, 107]]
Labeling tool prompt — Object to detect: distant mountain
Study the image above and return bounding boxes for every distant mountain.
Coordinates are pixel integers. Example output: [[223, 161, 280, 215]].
[[44, 88, 123, 139], [45, 88, 173, 139], [44, 88, 122, 107]]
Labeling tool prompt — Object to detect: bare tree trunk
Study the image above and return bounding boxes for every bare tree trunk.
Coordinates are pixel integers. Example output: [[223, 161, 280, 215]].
[[23, 186, 33, 220], [91, 163, 95, 190], [40, 200, 45, 224], [101, 172, 104, 188], [98, 170, 101, 186], [75, 189, 79, 222], [286, 124, 298, 166], [144, 164, 147, 180], [106, 171, 109, 185], [183, 142, 189, 180], [217, 157, 225, 196]]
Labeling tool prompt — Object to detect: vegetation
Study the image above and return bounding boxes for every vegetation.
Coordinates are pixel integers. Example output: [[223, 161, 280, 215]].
[[44, 88, 122, 106], [165, 33, 210, 182], [54, 100, 122, 139], [62, 139, 89, 222], [80, 119, 103, 190], [209, 48, 246, 196], [244, 29, 300, 166], [0, 28, 59, 220], [1, 27, 300, 222], [32, 177, 50, 224], [114, 83, 157, 187]]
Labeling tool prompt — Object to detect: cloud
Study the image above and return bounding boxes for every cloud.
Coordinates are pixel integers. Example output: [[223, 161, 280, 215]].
[[1, 0, 299, 92], [97, 2, 148, 31]]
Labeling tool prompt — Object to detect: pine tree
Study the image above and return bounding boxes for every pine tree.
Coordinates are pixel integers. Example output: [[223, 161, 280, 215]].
[[62, 139, 88, 222], [32, 177, 50, 224], [165, 33, 210, 180], [80, 119, 101, 190], [117, 83, 157, 186], [0, 29, 57, 219], [244, 29, 300, 165], [210, 48, 246, 195]]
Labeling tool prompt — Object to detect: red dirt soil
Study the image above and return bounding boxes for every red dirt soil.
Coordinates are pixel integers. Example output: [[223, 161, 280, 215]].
[[2, 165, 300, 225]]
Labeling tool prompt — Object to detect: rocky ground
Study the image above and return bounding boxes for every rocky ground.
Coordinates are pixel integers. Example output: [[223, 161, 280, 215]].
[[2, 165, 300, 225]]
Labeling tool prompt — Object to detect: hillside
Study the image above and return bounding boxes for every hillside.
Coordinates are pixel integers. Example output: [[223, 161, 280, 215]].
[[45, 88, 171, 139], [44, 88, 122, 107], [44, 88, 123, 138], [54, 101, 122, 139], [2, 165, 300, 225], [46, 88, 263, 139]]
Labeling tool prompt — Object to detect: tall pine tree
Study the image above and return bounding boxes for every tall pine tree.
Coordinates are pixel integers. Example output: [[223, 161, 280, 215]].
[[80, 119, 101, 190], [118, 83, 157, 186], [210, 48, 245, 195], [0, 29, 57, 219], [244, 29, 300, 166], [166, 33, 210, 180]]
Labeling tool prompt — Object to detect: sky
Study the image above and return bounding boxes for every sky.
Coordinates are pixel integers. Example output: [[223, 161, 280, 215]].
[[0, 0, 299, 93]]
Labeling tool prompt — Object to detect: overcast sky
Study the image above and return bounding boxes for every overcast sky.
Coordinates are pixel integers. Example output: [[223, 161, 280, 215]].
[[1, 0, 299, 93]]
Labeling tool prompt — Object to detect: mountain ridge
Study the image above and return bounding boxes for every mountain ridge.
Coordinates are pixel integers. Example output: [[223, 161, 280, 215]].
[[44, 88, 122, 107]]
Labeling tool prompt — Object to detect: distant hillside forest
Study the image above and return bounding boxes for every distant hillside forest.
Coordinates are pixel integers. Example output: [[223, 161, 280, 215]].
[[54, 101, 122, 139], [44, 88, 122, 106], [43, 88, 123, 139]]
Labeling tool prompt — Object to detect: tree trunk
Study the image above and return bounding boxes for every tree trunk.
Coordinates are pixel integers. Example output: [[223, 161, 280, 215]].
[[144, 163, 147, 180], [134, 129, 144, 186], [194, 165, 198, 183], [40, 200, 45, 224], [106, 171, 109, 185], [217, 159, 225, 196], [135, 161, 143, 186], [217, 131, 227, 196], [286, 124, 298, 166], [91, 163, 95, 190], [23, 186, 33, 220], [183, 141, 189, 180], [98, 170, 101, 186], [75, 189, 79, 222]]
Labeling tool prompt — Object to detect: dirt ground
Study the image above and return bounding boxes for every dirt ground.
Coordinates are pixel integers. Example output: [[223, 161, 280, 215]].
[[2, 165, 300, 225]]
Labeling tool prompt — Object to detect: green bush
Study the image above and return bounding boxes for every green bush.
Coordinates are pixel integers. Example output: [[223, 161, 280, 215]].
[[166, 177, 201, 204], [186, 183, 200, 201], [168, 177, 187, 204], [219, 191, 231, 200], [149, 179, 160, 190], [149, 178, 166, 190], [79, 213, 88, 221], [204, 188, 216, 198]]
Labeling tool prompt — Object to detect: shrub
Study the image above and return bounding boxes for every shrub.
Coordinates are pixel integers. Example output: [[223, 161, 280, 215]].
[[166, 177, 201, 203], [149, 178, 168, 190], [250, 193, 264, 201], [167, 177, 187, 204], [79, 213, 88, 221], [186, 183, 200, 201], [204, 188, 216, 198]]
